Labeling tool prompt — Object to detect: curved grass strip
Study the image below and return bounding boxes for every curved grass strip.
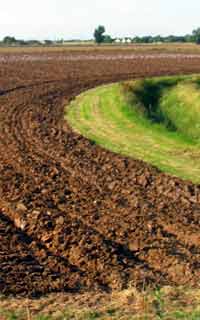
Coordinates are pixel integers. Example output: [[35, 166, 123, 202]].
[[66, 75, 200, 183]]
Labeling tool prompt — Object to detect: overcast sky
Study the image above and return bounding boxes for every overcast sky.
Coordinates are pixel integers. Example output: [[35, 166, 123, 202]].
[[0, 0, 200, 40]]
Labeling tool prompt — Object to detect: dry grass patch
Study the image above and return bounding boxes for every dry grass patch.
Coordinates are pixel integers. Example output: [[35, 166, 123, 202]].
[[1, 286, 200, 319]]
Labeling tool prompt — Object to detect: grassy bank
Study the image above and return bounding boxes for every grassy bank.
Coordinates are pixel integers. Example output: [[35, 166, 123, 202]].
[[66, 75, 200, 183]]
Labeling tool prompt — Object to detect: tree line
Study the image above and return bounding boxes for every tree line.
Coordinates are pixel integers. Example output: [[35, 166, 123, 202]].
[[0, 37, 62, 46], [2, 27, 200, 46], [94, 26, 200, 44]]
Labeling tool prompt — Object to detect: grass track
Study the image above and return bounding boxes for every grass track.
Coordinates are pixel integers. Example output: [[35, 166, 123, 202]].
[[66, 75, 200, 183]]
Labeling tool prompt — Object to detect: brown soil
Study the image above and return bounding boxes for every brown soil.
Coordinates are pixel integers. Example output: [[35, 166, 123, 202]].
[[0, 50, 200, 297]]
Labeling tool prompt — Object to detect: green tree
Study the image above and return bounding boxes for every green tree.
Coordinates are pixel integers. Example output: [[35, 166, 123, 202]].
[[103, 35, 114, 43], [94, 25, 105, 44], [192, 28, 200, 44], [3, 36, 17, 45]]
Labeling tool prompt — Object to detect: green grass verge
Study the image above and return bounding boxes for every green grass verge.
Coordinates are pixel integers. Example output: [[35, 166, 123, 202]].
[[66, 75, 200, 183]]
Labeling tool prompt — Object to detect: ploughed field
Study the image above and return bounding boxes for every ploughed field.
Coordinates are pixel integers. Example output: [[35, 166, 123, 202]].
[[1, 48, 200, 297]]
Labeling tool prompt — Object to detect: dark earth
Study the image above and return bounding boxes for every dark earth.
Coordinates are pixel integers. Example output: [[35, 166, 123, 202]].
[[0, 49, 200, 297]]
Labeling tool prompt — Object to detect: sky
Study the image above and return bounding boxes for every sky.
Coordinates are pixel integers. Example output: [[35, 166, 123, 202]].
[[0, 0, 200, 40]]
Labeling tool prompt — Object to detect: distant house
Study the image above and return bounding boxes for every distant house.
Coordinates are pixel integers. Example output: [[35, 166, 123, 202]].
[[115, 37, 132, 44], [115, 38, 122, 43], [125, 38, 132, 44]]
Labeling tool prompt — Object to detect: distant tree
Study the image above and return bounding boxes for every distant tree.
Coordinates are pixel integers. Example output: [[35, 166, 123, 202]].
[[139, 36, 153, 44], [16, 39, 27, 46], [94, 25, 105, 44], [132, 36, 141, 43], [44, 40, 53, 45], [192, 28, 200, 44], [103, 35, 114, 43], [3, 36, 17, 45], [153, 35, 163, 43], [185, 34, 195, 43], [27, 40, 42, 46]]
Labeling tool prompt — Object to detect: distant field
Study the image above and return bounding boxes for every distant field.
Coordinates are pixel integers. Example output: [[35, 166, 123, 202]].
[[1, 42, 200, 53]]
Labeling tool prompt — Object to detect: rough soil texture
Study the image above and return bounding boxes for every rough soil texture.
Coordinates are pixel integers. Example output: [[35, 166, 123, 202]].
[[0, 50, 200, 297]]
